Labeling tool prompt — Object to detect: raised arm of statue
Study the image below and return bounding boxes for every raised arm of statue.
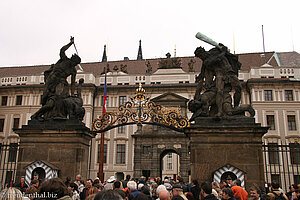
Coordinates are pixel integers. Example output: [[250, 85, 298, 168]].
[[70, 71, 76, 96], [59, 37, 74, 59]]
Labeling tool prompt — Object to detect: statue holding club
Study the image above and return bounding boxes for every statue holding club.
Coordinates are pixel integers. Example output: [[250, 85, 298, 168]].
[[31, 37, 85, 121], [189, 32, 254, 121]]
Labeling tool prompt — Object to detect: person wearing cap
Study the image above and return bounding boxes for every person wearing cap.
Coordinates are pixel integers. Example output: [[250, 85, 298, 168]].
[[172, 184, 188, 200], [225, 176, 233, 188], [104, 176, 116, 190]]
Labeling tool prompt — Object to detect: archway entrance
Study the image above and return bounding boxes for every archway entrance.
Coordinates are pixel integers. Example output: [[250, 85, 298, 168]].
[[160, 149, 180, 180], [133, 125, 190, 182]]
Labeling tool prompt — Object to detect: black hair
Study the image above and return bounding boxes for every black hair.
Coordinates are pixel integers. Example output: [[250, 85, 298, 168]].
[[94, 190, 123, 200], [222, 188, 234, 197], [113, 181, 121, 189], [201, 182, 212, 195]]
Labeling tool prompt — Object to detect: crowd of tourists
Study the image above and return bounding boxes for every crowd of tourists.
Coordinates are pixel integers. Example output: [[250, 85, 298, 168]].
[[1, 173, 300, 200]]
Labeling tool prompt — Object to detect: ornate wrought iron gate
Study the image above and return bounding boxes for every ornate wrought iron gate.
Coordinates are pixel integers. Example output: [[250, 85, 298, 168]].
[[263, 141, 300, 192]]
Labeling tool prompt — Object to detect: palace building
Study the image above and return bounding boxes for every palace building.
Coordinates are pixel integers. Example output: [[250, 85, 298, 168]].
[[0, 42, 300, 190]]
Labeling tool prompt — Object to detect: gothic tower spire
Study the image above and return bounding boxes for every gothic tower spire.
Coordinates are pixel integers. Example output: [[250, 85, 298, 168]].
[[137, 40, 143, 60], [102, 45, 107, 62]]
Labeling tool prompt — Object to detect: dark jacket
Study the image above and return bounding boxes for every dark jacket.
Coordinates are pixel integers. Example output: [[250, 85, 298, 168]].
[[191, 185, 201, 200], [14, 182, 28, 193], [79, 188, 90, 200], [130, 190, 141, 198], [204, 194, 218, 200]]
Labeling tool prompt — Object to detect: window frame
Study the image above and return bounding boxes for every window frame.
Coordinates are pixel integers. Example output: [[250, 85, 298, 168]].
[[116, 144, 126, 164], [264, 90, 273, 101], [287, 115, 297, 131], [285, 90, 294, 101], [266, 115, 275, 130]]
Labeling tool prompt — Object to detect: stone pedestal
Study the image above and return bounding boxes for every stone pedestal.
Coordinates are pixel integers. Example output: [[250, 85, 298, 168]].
[[14, 119, 93, 182], [185, 117, 268, 189]]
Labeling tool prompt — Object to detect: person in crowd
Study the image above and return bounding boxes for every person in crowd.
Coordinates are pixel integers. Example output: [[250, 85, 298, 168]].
[[250, 186, 261, 200], [94, 189, 123, 200], [140, 185, 151, 200], [286, 184, 298, 200], [93, 179, 103, 190], [230, 179, 248, 200], [33, 173, 39, 181], [134, 193, 149, 200], [115, 189, 127, 200], [185, 192, 194, 200], [157, 185, 167, 198], [201, 182, 217, 200], [177, 178, 188, 193], [172, 184, 188, 200], [221, 188, 236, 200], [128, 180, 141, 198], [0, 187, 23, 200], [80, 179, 93, 200], [215, 188, 222, 200], [156, 178, 162, 186], [171, 196, 184, 200], [291, 188, 300, 200], [139, 176, 147, 186], [138, 184, 145, 192], [163, 179, 172, 191], [88, 186, 99, 195], [30, 180, 39, 189], [104, 176, 116, 190], [191, 180, 200, 200], [159, 189, 171, 200], [114, 181, 122, 190], [15, 176, 28, 192], [39, 178, 71, 200], [68, 182, 80, 200], [78, 180, 85, 193], [267, 181, 288, 200], [74, 175, 82, 186], [225, 177, 233, 188], [122, 175, 131, 189], [151, 182, 158, 199], [65, 177, 72, 187], [25, 184, 39, 200]]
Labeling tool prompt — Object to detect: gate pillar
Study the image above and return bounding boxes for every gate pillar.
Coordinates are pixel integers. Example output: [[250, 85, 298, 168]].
[[185, 117, 268, 189]]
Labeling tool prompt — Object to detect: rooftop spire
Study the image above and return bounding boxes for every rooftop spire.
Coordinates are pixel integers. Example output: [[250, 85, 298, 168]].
[[137, 40, 143, 60], [102, 45, 107, 62]]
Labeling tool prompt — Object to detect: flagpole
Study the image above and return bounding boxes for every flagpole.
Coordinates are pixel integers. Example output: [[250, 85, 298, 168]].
[[98, 45, 107, 183]]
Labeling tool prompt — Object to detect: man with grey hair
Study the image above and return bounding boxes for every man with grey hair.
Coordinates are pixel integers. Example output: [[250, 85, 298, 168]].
[[74, 174, 82, 186], [127, 180, 140, 198], [156, 185, 167, 196]]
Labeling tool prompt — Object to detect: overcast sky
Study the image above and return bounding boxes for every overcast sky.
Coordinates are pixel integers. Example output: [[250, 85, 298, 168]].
[[0, 0, 299, 67]]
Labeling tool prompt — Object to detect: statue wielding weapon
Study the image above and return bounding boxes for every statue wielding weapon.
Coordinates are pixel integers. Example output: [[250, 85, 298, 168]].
[[71, 36, 84, 71], [195, 32, 221, 48], [195, 32, 232, 53]]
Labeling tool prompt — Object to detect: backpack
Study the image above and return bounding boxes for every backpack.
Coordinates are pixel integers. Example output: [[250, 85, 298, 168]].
[[272, 192, 286, 200]]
